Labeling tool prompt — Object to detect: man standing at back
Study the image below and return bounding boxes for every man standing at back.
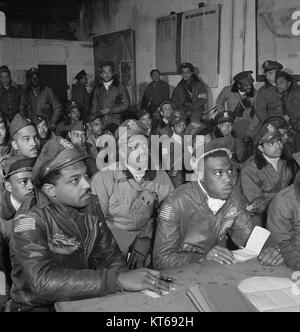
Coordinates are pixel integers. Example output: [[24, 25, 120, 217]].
[[0, 66, 22, 122], [20, 68, 62, 131], [172, 62, 208, 123], [91, 62, 130, 126], [71, 70, 90, 119], [255, 61, 285, 123], [141, 69, 170, 116]]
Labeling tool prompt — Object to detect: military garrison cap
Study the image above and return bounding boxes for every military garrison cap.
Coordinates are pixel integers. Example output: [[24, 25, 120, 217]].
[[75, 70, 87, 81], [9, 114, 34, 138], [214, 111, 235, 125]]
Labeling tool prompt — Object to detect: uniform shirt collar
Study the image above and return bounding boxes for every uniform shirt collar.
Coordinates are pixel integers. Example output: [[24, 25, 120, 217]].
[[198, 181, 226, 215], [104, 80, 113, 90], [263, 154, 280, 172], [10, 194, 21, 211]]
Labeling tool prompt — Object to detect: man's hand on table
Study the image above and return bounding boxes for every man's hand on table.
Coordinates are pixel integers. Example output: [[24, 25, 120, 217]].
[[117, 269, 171, 295], [258, 247, 284, 267], [205, 246, 236, 265]]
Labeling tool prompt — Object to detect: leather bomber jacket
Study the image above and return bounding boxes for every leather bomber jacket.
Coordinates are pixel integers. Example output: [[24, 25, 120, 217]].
[[8, 190, 127, 311], [153, 181, 254, 270]]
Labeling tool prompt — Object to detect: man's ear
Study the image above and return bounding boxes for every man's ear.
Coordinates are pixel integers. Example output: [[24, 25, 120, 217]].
[[4, 180, 12, 193], [42, 184, 56, 199], [258, 144, 264, 154], [11, 139, 18, 152]]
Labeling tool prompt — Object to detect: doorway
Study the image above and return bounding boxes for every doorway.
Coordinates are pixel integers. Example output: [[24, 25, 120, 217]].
[[38, 64, 68, 108]]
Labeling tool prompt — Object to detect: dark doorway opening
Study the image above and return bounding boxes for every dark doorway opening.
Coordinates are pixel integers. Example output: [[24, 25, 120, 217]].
[[38, 64, 68, 109]]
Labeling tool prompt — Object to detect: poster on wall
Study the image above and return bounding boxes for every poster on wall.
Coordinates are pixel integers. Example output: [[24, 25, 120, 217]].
[[156, 14, 178, 74], [181, 6, 220, 88], [257, 0, 300, 80]]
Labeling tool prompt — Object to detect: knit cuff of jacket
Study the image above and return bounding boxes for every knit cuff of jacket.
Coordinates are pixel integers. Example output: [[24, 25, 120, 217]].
[[102, 266, 128, 294]]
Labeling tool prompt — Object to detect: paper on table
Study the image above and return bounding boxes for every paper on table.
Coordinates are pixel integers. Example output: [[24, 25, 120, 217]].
[[142, 290, 161, 299], [232, 226, 271, 263], [238, 277, 300, 312], [143, 288, 176, 299]]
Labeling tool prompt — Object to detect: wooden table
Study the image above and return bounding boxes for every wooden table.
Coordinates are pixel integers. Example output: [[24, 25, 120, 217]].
[[55, 259, 293, 312]]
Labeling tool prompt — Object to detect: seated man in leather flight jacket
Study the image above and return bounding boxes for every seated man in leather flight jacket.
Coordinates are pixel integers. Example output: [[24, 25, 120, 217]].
[[267, 152, 300, 271], [153, 138, 284, 270], [8, 137, 170, 312]]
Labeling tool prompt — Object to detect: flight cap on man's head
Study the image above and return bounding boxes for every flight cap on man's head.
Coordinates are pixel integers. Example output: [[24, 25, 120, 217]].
[[262, 60, 283, 73], [9, 114, 35, 138]]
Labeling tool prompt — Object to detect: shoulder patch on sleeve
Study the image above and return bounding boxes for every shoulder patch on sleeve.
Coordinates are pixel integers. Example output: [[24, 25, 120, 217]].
[[14, 215, 36, 233], [159, 203, 173, 221]]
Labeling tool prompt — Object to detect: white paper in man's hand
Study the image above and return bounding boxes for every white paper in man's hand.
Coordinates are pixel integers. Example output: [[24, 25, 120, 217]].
[[232, 227, 271, 263], [0, 271, 6, 295]]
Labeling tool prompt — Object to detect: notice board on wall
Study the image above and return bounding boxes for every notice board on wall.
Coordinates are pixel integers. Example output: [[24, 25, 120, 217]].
[[181, 6, 220, 88], [156, 14, 178, 74], [257, 0, 300, 80], [156, 5, 220, 88]]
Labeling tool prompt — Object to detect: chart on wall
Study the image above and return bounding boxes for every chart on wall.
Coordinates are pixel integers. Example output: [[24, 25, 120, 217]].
[[181, 6, 220, 88], [257, 0, 300, 79], [156, 6, 220, 88], [156, 14, 178, 74], [93, 29, 137, 104]]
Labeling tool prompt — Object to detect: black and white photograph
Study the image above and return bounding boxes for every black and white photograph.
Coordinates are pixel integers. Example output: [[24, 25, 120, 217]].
[[0, 0, 300, 317]]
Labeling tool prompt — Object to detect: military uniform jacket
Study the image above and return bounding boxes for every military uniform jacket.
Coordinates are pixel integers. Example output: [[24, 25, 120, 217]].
[[172, 78, 207, 122], [71, 82, 90, 118], [91, 169, 174, 232], [0, 84, 22, 122], [91, 79, 130, 125], [283, 83, 300, 129], [9, 191, 127, 311], [255, 84, 284, 122], [141, 80, 170, 113], [20, 86, 63, 126], [216, 86, 242, 113], [241, 156, 293, 214], [267, 174, 300, 271], [153, 182, 253, 270]]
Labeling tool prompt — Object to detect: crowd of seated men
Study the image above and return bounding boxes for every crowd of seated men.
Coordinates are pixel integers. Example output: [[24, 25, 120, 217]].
[[0, 58, 299, 312]]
